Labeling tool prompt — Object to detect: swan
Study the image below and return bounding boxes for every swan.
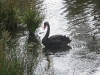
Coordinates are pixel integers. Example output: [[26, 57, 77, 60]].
[[42, 22, 71, 48]]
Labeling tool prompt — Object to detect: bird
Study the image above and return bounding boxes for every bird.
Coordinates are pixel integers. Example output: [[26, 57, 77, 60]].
[[42, 22, 71, 48]]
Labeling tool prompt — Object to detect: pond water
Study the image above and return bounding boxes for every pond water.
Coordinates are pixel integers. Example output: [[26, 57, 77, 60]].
[[36, 0, 100, 75], [11, 0, 100, 75]]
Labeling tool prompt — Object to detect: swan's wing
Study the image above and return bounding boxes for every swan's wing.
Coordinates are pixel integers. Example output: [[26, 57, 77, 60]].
[[48, 35, 71, 44], [49, 35, 70, 41], [47, 39, 63, 46]]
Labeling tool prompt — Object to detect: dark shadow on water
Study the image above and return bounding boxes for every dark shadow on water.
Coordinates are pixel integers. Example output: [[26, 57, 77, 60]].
[[43, 45, 71, 55], [26, 35, 41, 75], [28, 34, 41, 52]]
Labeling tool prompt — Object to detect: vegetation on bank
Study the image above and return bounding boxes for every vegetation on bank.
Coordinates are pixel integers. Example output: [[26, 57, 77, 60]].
[[0, 0, 43, 34], [0, 31, 24, 75], [0, 0, 43, 75]]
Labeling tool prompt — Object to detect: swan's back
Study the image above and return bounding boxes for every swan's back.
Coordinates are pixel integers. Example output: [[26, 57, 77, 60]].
[[49, 35, 71, 44], [45, 35, 71, 47]]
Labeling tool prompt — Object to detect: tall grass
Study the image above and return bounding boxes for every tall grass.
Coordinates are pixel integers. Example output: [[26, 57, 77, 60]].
[[0, 0, 19, 31], [0, 0, 43, 74], [23, 9, 43, 35], [22, 0, 44, 35], [0, 31, 24, 75], [0, 31, 40, 75], [0, 0, 44, 33]]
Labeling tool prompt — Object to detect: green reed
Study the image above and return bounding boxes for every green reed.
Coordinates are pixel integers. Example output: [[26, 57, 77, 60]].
[[21, 0, 44, 35], [0, 0, 43, 74], [0, 0, 44, 33], [0, 0, 19, 32], [0, 31, 24, 75]]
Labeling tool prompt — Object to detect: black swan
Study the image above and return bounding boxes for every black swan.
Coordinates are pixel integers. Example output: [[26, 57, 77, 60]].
[[42, 22, 71, 48]]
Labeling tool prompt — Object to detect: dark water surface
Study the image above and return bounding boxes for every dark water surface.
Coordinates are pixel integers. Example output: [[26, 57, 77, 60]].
[[10, 0, 100, 75]]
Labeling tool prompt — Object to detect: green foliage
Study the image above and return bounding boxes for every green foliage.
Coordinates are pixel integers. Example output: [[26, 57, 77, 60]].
[[0, 54, 24, 75], [0, 0, 43, 74], [0, 31, 24, 75], [23, 9, 43, 33], [0, 0, 44, 33], [0, 0, 19, 31]]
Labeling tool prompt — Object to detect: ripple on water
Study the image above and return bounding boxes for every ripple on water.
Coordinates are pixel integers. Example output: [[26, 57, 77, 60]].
[[36, 0, 100, 75]]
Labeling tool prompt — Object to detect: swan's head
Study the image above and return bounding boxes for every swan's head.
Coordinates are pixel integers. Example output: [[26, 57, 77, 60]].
[[44, 22, 49, 29]]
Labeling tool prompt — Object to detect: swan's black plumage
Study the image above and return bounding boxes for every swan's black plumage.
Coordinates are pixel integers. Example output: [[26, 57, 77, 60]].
[[42, 22, 71, 47]]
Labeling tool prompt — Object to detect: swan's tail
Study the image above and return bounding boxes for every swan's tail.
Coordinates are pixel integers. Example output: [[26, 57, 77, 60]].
[[65, 36, 71, 44]]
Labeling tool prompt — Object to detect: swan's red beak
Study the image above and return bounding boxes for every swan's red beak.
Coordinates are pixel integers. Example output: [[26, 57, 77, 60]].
[[44, 25, 46, 29]]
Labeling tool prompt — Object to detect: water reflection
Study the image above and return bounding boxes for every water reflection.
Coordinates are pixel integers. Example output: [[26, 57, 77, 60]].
[[25, 35, 42, 75]]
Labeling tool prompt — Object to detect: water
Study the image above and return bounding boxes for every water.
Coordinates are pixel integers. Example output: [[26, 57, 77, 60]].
[[9, 0, 100, 75], [36, 0, 100, 75]]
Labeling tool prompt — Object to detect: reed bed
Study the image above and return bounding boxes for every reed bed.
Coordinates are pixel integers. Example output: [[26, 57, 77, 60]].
[[0, 0, 43, 75], [0, 0, 43, 33]]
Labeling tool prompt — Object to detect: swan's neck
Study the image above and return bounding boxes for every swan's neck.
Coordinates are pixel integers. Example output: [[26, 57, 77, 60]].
[[44, 24, 50, 39], [42, 24, 50, 46]]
